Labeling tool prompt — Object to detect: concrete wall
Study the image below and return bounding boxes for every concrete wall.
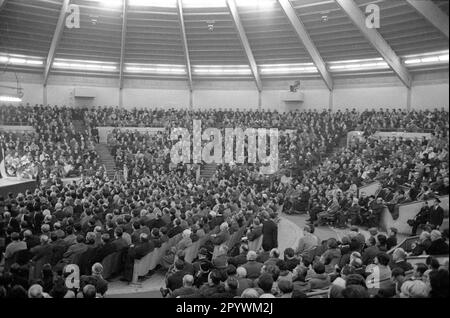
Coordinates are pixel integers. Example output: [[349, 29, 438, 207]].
[[0, 70, 448, 111]]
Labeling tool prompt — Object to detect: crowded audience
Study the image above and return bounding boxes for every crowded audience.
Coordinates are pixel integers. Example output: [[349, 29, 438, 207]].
[[1, 105, 100, 179], [0, 104, 448, 298]]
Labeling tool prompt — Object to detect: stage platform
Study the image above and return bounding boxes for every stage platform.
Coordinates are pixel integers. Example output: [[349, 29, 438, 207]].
[[0, 178, 37, 198]]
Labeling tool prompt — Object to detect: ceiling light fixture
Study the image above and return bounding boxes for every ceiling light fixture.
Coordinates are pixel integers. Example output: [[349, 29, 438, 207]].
[[129, 0, 176, 7], [0, 95, 22, 102]]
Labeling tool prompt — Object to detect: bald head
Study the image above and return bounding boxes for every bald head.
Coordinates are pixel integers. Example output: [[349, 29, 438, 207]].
[[237, 266, 247, 278], [28, 284, 44, 298], [183, 274, 194, 287]]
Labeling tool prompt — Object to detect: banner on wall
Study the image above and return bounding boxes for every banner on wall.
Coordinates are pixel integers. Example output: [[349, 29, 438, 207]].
[[97, 127, 166, 143], [0, 126, 35, 133], [373, 131, 432, 140]]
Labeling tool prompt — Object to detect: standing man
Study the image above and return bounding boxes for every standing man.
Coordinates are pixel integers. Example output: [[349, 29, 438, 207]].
[[429, 198, 444, 230], [409, 201, 430, 236], [262, 212, 278, 252]]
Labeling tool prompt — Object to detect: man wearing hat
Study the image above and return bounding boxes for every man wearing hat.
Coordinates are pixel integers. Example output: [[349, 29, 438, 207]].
[[429, 198, 444, 230], [386, 227, 398, 250]]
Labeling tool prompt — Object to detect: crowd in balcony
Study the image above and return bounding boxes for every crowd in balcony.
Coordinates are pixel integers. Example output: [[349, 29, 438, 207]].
[[0, 105, 99, 179]]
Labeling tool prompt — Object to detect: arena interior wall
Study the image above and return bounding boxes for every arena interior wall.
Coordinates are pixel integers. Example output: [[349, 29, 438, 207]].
[[0, 70, 448, 112]]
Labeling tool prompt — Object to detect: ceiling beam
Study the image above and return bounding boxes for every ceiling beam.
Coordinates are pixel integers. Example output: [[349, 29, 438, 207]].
[[177, 0, 193, 92], [335, 0, 412, 88], [226, 0, 262, 92], [119, 0, 128, 89], [0, 0, 7, 12], [43, 0, 69, 86], [406, 0, 449, 39], [278, 0, 333, 91]]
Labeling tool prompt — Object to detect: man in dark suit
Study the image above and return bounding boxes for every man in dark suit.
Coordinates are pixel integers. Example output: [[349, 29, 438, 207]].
[[146, 211, 166, 232], [112, 227, 129, 252], [362, 236, 380, 266], [131, 221, 150, 245], [410, 202, 431, 235], [30, 235, 53, 279], [165, 259, 188, 293], [262, 213, 278, 252], [169, 274, 198, 298], [92, 233, 117, 263], [167, 219, 183, 238], [122, 233, 154, 282], [23, 230, 40, 250], [228, 244, 249, 268], [246, 219, 263, 242], [62, 234, 88, 264], [49, 232, 69, 266], [78, 238, 101, 276], [429, 198, 445, 230]]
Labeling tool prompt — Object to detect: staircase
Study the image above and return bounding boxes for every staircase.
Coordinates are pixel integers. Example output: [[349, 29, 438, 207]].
[[95, 143, 117, 179], [199, 163, 217, 180]]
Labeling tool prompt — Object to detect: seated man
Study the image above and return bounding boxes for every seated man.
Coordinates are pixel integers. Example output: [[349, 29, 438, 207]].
[[235, 267, 254, 296], [408, 202, 430, 236], [317, 197, 340, 226], [307, 199, 324, 224], [366, 197, 386, 228], [390, 248, 413, 273], [242, 251, 264, 280], [426, 230, 449, 255], [169, 274, 198, 298], [80, 263, 109, 297], [161, 259, 188, 296], [306, 262, 330, 290], [228, 244, 249, 268], [198, 269, 225, 298]]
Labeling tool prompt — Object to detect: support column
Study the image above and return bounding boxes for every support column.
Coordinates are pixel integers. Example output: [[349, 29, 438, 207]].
[[119, 88, 123, 108], [189, 90, 193, 109], [258, 90, 262, 109], [328, 89, 333, 111], [406, 87, 412, 112], [43, 85, 47, 105]]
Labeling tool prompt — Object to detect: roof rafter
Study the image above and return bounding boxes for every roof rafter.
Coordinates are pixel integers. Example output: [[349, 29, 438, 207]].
[[43, 0, 70, 86], [177, 0, 193, 92], [0, 0, 7, 12], [226, 0, 262, 92], [406, 0, 449, 39], [335, 0, 412, 88], [119, 0, 128, 89], [278, 0, 333, 91]]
